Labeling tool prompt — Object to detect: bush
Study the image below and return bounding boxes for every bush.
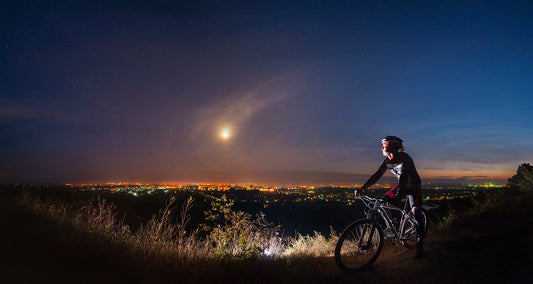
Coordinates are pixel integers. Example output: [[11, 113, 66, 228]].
[[508, 163, 533, 192], [201, 196, 282, 259]]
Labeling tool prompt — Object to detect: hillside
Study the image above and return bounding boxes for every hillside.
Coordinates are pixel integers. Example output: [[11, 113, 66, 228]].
[[1, 189, 531, 283]]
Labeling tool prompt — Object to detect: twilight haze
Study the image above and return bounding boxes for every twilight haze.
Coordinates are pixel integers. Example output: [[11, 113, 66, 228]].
[[1, 1, 532, 185]]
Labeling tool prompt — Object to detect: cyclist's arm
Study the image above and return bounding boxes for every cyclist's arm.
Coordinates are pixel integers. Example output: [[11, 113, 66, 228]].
[[398, 170, 409, 191], [361, 159, 388, 191], [397, 156, 418, 191]]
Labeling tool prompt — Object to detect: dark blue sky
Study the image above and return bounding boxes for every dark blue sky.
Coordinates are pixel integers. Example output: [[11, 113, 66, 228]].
[[2, 0, 532, 184]]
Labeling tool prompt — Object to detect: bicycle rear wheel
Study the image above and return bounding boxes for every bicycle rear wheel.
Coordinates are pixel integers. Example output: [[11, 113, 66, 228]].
[[401, 209, 427, 249], [335, 219, 384, 272]]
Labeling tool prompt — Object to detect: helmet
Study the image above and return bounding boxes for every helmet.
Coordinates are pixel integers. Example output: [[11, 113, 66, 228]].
[[381, 136, 404, 151]]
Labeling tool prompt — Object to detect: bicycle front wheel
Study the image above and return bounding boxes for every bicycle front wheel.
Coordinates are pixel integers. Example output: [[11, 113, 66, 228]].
[[335, 219, 384, 272]]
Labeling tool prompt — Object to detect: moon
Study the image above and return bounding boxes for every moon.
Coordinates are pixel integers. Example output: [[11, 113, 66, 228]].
[[221, 128, 231, 139]]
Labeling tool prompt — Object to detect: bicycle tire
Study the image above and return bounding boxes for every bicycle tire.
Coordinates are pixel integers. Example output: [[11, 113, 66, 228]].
[[401, 209, 428, 249], [335, 219, 384, 272]]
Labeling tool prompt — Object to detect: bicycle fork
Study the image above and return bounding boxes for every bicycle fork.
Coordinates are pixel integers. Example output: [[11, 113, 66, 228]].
[[359, 206, 381, 249]]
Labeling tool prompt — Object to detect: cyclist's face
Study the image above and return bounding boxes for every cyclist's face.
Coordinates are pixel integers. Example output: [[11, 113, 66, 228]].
[[382, 143, 389, 156]]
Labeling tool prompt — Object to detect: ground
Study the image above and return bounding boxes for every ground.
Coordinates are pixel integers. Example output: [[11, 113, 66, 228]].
[[1, 192, 531, 283]]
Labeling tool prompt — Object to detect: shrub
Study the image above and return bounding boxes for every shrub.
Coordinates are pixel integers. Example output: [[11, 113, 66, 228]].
[[508, 163, 533, 192], [201, 196, 282, 259]]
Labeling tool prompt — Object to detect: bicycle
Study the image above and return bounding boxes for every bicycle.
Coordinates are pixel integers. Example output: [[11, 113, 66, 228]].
[[334, 194, 428, 272]]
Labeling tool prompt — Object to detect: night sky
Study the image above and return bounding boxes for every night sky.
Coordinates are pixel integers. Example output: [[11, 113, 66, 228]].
[[2, 0, 532, 185]]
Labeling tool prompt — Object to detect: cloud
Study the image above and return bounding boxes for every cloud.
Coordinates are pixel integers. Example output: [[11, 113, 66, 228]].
[[413, 123, 533, 164], [149, 69, 314, 175], [424, 175, 507, 185], [402, 122, 533, 180], [0, 104, 71, 126], [0, 106, 40, 123], [190, 71, 303, 138], [185, 70, 310, 155]]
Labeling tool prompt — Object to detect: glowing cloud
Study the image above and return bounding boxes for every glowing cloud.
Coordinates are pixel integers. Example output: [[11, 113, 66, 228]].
[[190, 70, 306, 144]]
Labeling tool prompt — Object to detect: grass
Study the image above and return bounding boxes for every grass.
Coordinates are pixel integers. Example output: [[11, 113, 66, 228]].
[[13, 187, 527, 262], [12, 189, 333, 266], [429, 188, 531, 233], [5, 185, 532, 283]]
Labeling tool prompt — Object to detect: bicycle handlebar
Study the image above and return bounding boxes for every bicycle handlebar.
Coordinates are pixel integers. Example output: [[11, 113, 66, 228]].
[[356, 194, 384, 202], [357, 194, 409, 213], [354, 194, 385, 211]]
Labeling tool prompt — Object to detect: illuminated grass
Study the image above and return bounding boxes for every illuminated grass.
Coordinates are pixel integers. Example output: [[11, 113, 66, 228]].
[[16, 186, 528, 268], [13, 190, 339, 266]]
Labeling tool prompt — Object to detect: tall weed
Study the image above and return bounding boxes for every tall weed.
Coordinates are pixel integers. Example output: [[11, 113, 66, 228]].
[[282, 228, 338, 257], [13, 190, 340, 265]]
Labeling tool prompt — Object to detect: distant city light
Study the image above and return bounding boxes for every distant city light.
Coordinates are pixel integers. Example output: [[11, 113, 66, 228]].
[[64, 182, 506, 202]]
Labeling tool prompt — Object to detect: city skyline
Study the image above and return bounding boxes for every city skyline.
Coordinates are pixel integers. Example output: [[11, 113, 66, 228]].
[[2, 1, 532, 185]]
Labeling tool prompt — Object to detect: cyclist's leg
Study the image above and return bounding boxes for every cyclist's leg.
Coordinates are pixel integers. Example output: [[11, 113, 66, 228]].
[[411, 189, 425, 238], [408, 188, 425, 258]]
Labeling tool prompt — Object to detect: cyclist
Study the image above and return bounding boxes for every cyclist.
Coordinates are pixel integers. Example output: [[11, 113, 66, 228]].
[[355, 136, 425, 259]]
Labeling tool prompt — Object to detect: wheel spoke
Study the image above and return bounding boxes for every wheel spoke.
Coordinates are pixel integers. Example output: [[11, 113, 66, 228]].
[[335, 220, 383, 272]]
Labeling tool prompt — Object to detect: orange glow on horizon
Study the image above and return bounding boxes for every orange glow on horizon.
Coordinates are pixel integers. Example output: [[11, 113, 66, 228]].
[[420, 169, 512, 180]]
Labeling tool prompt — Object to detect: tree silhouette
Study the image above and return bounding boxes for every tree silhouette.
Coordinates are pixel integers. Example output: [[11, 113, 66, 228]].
[[508, 163, 533, 192]]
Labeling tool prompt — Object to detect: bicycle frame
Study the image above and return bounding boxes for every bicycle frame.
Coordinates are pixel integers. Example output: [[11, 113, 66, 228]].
[[359, 195, 417, 243]]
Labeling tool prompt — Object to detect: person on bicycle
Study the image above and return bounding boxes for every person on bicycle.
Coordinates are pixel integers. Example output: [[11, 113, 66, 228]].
[[355, 136, 425, 259]]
